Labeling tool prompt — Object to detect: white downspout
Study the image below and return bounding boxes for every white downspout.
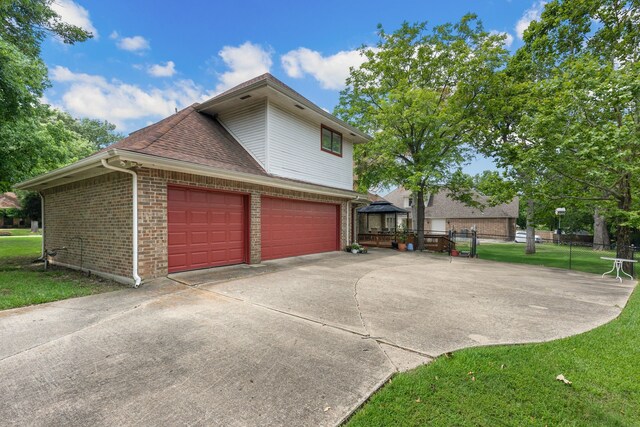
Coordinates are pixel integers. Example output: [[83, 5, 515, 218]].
[[101, 159, 141, 288], [346, 201, 350, 246], [39, 192, 45, 258]]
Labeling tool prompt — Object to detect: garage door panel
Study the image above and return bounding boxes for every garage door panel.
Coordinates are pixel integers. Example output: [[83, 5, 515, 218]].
[[261, 197, 338, 261], [168, 186, 247, 273]]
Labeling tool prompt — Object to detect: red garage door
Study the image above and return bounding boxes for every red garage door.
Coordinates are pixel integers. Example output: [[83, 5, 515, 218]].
[[261, 197, 339, 260], [168, 186, 247, 273]]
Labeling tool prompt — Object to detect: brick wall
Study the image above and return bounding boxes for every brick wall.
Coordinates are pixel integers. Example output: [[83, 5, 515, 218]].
[[42, 168, 350, 281], [136, 168, 349, 279], [425, 217, 516, 237], [43, 172, 133, 279]]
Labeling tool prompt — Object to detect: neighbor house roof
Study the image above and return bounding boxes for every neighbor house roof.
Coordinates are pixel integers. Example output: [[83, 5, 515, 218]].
[[425, 191, 519, 219], [383, 186, 518, 219], [357, 201, 408, 214], [367, 192, 387, 202], [0, 192, 20, 209], [93, 104, 267, 176]]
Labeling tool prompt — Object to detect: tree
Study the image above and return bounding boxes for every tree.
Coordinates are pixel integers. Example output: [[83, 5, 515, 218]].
[[0, 0, 92, 123], [337, 16, 508, 250], [0, 105, 96, 191], [518, 0, 640, 261]]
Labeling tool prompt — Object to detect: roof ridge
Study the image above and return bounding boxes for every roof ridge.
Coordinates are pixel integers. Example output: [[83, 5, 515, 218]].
[[138, 105, 197, 150]]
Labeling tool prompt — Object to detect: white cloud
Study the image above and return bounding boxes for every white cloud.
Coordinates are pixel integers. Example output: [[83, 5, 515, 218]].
[[49, 66, 214, 130], [516, 1, 546, 39], [148, 61, 177, 77], [490, 30, 515, 48], [281, 48, 370, 90], [50, 0, 98, 38], [215, 42, 272, 92], [117, 35, 150, 52], [109, 31, 119, 40]]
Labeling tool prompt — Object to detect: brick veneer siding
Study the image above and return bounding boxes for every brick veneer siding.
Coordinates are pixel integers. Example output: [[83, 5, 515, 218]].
[[136, 168, 349, 279], [425, 217, 516, 238], [42, 172, 133, 279]]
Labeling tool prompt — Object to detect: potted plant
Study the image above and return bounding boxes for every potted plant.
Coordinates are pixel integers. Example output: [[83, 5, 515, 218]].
[[396, 225, 407, 251]]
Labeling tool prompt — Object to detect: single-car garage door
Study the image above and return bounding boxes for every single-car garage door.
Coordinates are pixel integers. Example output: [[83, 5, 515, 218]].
[[168, 186, 247, 273], [261, 197, 339, 260]]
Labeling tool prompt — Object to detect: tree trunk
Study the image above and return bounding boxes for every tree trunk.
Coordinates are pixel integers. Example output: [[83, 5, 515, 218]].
[[615, 173, 633, 273], [592, 207, 610, 251], [525, 198, 536, 255], [416, 188, 425, 251]]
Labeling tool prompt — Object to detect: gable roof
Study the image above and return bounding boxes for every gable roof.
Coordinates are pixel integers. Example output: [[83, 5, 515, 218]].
[[0, 192, 20, 209], [383, 186, 519, 219], [94, 104, 266, 176], [425, 191, 519, 219]]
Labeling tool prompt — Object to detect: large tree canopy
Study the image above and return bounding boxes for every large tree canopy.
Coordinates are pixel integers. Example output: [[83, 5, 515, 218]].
[[519, 0, 640, 259], [337, 15, 508, 249], [0, 0, 92, 122]]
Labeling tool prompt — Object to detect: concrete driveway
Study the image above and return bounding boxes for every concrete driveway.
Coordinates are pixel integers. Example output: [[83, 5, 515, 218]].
[[0, 250, 635, 426]]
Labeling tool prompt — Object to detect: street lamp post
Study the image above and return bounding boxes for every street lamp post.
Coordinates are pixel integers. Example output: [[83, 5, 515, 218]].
[[555, 207, 566, 245]]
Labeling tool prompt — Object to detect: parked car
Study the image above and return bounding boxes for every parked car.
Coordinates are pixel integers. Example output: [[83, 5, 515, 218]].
[[514, 231, 542, 243]]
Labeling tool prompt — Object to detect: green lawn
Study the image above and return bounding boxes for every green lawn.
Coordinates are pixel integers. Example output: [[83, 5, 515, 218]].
[[0, 228, 41, 236], [347, 285, 639, 426], [0, 236, 123, 310], [476, 242, 625, 276]]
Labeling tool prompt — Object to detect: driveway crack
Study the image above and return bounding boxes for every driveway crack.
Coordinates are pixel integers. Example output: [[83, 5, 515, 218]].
[[352, 273, 399, 372]]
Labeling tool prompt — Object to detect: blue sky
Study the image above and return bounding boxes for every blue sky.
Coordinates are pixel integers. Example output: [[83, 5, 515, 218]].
[[42, 0, 546, 174]]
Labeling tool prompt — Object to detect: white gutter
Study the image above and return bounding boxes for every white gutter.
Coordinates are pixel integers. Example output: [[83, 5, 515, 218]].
[[100, 159, 141, 288], [39, 192, 45, 258]]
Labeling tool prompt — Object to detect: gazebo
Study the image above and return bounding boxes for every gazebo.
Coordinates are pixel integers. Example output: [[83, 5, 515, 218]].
[[357, 201, 409, 247]]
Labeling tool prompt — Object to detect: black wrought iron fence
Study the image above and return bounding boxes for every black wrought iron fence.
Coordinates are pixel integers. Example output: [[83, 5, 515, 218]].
[[449, 230, 636, 278]]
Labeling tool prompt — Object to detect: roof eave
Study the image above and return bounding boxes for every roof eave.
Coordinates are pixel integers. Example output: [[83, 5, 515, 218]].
[[14, 150, 114, 191], [195, 78, 372, 144]]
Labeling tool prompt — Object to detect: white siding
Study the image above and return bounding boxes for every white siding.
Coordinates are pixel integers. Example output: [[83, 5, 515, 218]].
[[267, 102, 354, 190], [217, 101, 267, 166]]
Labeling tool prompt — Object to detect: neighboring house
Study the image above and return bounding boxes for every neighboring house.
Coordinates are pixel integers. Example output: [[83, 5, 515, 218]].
[[17, 74, 370, 285], [385, 187, 519, 237], [0, 192, 26, 227]]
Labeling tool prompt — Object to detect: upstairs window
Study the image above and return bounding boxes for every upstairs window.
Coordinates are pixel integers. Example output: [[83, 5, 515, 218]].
[[321, 125, 342, 157]]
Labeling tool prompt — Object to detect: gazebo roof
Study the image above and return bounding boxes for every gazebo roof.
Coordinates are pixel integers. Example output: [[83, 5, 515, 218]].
[[357, 201, 409, 214]]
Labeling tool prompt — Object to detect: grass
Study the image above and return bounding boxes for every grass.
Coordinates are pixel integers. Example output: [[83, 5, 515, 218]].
[[0, 235, 123, 310], [347, 285, 639, 426], [474, 242, 625, 276], [0, 227, 41, 236]]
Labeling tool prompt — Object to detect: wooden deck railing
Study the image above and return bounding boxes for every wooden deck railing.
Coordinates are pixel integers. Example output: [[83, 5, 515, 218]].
[[357, 233, 454, 252]]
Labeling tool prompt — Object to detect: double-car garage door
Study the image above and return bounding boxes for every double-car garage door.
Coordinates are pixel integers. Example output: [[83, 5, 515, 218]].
[[167, 186, 339, 273]]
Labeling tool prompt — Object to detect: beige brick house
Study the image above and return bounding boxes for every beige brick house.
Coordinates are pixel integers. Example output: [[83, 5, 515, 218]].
[[17, 74, 370, 286], [384, 187, 518, 237]]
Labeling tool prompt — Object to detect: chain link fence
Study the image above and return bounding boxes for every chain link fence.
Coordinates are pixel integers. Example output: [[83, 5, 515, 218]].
[[448, 230, 636, 278]]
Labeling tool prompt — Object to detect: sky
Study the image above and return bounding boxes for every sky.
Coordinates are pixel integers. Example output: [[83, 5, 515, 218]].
[[41, 0, 547, 175]]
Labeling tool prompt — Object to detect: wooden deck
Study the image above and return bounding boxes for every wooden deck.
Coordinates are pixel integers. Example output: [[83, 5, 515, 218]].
[[357, 233, 454, 252]]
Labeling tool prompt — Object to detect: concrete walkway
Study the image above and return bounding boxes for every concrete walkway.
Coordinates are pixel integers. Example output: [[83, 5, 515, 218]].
[[0, 250, 635, 426]]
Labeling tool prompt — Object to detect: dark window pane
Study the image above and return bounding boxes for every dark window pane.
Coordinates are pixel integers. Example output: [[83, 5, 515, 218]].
[[322, 128, 332, 150], [332, 133, 342, 154]]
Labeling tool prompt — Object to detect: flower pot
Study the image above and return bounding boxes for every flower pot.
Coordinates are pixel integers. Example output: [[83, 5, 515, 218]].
[[351, 249, 358, 254], [398, 243, 407, 251]]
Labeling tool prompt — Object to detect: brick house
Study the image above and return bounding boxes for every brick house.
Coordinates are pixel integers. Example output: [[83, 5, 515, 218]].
[[384, 187, 519, 237], [17, 74, 370, 286], [0, 192, 26, 227]]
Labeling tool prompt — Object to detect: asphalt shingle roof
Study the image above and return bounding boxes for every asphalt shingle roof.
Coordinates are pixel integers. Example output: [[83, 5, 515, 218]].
[[99, 104, 267, 176]]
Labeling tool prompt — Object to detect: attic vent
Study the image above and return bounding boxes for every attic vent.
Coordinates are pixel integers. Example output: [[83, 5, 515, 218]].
[[294, 104, 305, 110], [239, 95, 252, 100]]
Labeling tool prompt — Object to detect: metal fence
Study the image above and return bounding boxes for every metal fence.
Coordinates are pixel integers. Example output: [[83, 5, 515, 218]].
[[448, 230, 637, 278]]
